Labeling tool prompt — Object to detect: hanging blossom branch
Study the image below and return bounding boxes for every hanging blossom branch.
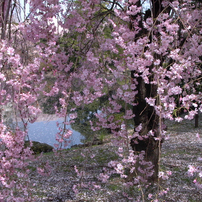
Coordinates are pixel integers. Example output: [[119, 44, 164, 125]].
[[0, 0, 202, 200]]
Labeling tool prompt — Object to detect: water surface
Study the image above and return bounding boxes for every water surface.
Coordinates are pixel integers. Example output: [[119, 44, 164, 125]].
[[27, 118, 84, 148]]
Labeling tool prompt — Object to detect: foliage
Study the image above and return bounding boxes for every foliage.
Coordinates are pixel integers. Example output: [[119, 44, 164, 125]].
[[0, 0, 202, 201], [24, 141, 53, 154]]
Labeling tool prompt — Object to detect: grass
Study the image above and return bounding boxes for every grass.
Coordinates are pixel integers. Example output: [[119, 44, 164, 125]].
[[27, 165, 37, 172], [181, 177, 193, 183], [161, 148, 191, 157], [28, 119, 202, 201], [107, 184, 121, 191], [93, 148, 119, 165], [71, 155, 85, 162]]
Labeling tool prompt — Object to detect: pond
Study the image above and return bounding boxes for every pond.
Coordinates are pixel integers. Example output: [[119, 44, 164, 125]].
[[4, 113, 84, 149], [27, 118, 84, 148]]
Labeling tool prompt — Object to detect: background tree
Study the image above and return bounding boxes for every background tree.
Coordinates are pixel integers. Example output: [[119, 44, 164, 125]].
[[36, 0, 202, 183], [0, 0, 202, 200]]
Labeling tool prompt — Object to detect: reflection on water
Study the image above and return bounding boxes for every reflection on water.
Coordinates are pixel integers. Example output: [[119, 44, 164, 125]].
[[27, 119, 84, 148], [3, 105, 84, 148]]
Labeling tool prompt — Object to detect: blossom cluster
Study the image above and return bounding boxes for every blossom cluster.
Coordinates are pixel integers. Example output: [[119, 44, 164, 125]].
[[0, 0, 202, 200]]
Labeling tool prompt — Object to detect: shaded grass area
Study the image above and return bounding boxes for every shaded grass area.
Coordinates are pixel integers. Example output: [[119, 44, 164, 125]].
[[28, 117, 202, 201]]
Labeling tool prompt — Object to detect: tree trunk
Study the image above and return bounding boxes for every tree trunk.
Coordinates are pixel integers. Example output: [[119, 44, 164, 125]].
[[1, 0, 12, 40], [195, 114, 199, 128], [130, 75, 160, 183], [129, 0, 165, 183]]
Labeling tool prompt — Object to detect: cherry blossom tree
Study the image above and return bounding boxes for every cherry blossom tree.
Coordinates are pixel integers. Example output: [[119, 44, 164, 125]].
[[0, 0, 202, 200]]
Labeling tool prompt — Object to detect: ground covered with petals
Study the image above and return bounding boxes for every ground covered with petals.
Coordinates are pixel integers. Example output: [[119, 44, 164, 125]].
[[29, 116, 202, 202]]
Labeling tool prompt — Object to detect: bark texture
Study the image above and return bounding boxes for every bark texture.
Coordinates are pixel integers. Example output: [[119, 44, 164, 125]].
[[129, 0, 165, 183]]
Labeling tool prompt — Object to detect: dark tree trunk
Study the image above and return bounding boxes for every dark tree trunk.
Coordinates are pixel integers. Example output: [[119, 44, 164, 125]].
[[130, 73, 160, 182], [1, 0, 12, 40], [129, 0, 165, 183], [195, 114, 199, 128]]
